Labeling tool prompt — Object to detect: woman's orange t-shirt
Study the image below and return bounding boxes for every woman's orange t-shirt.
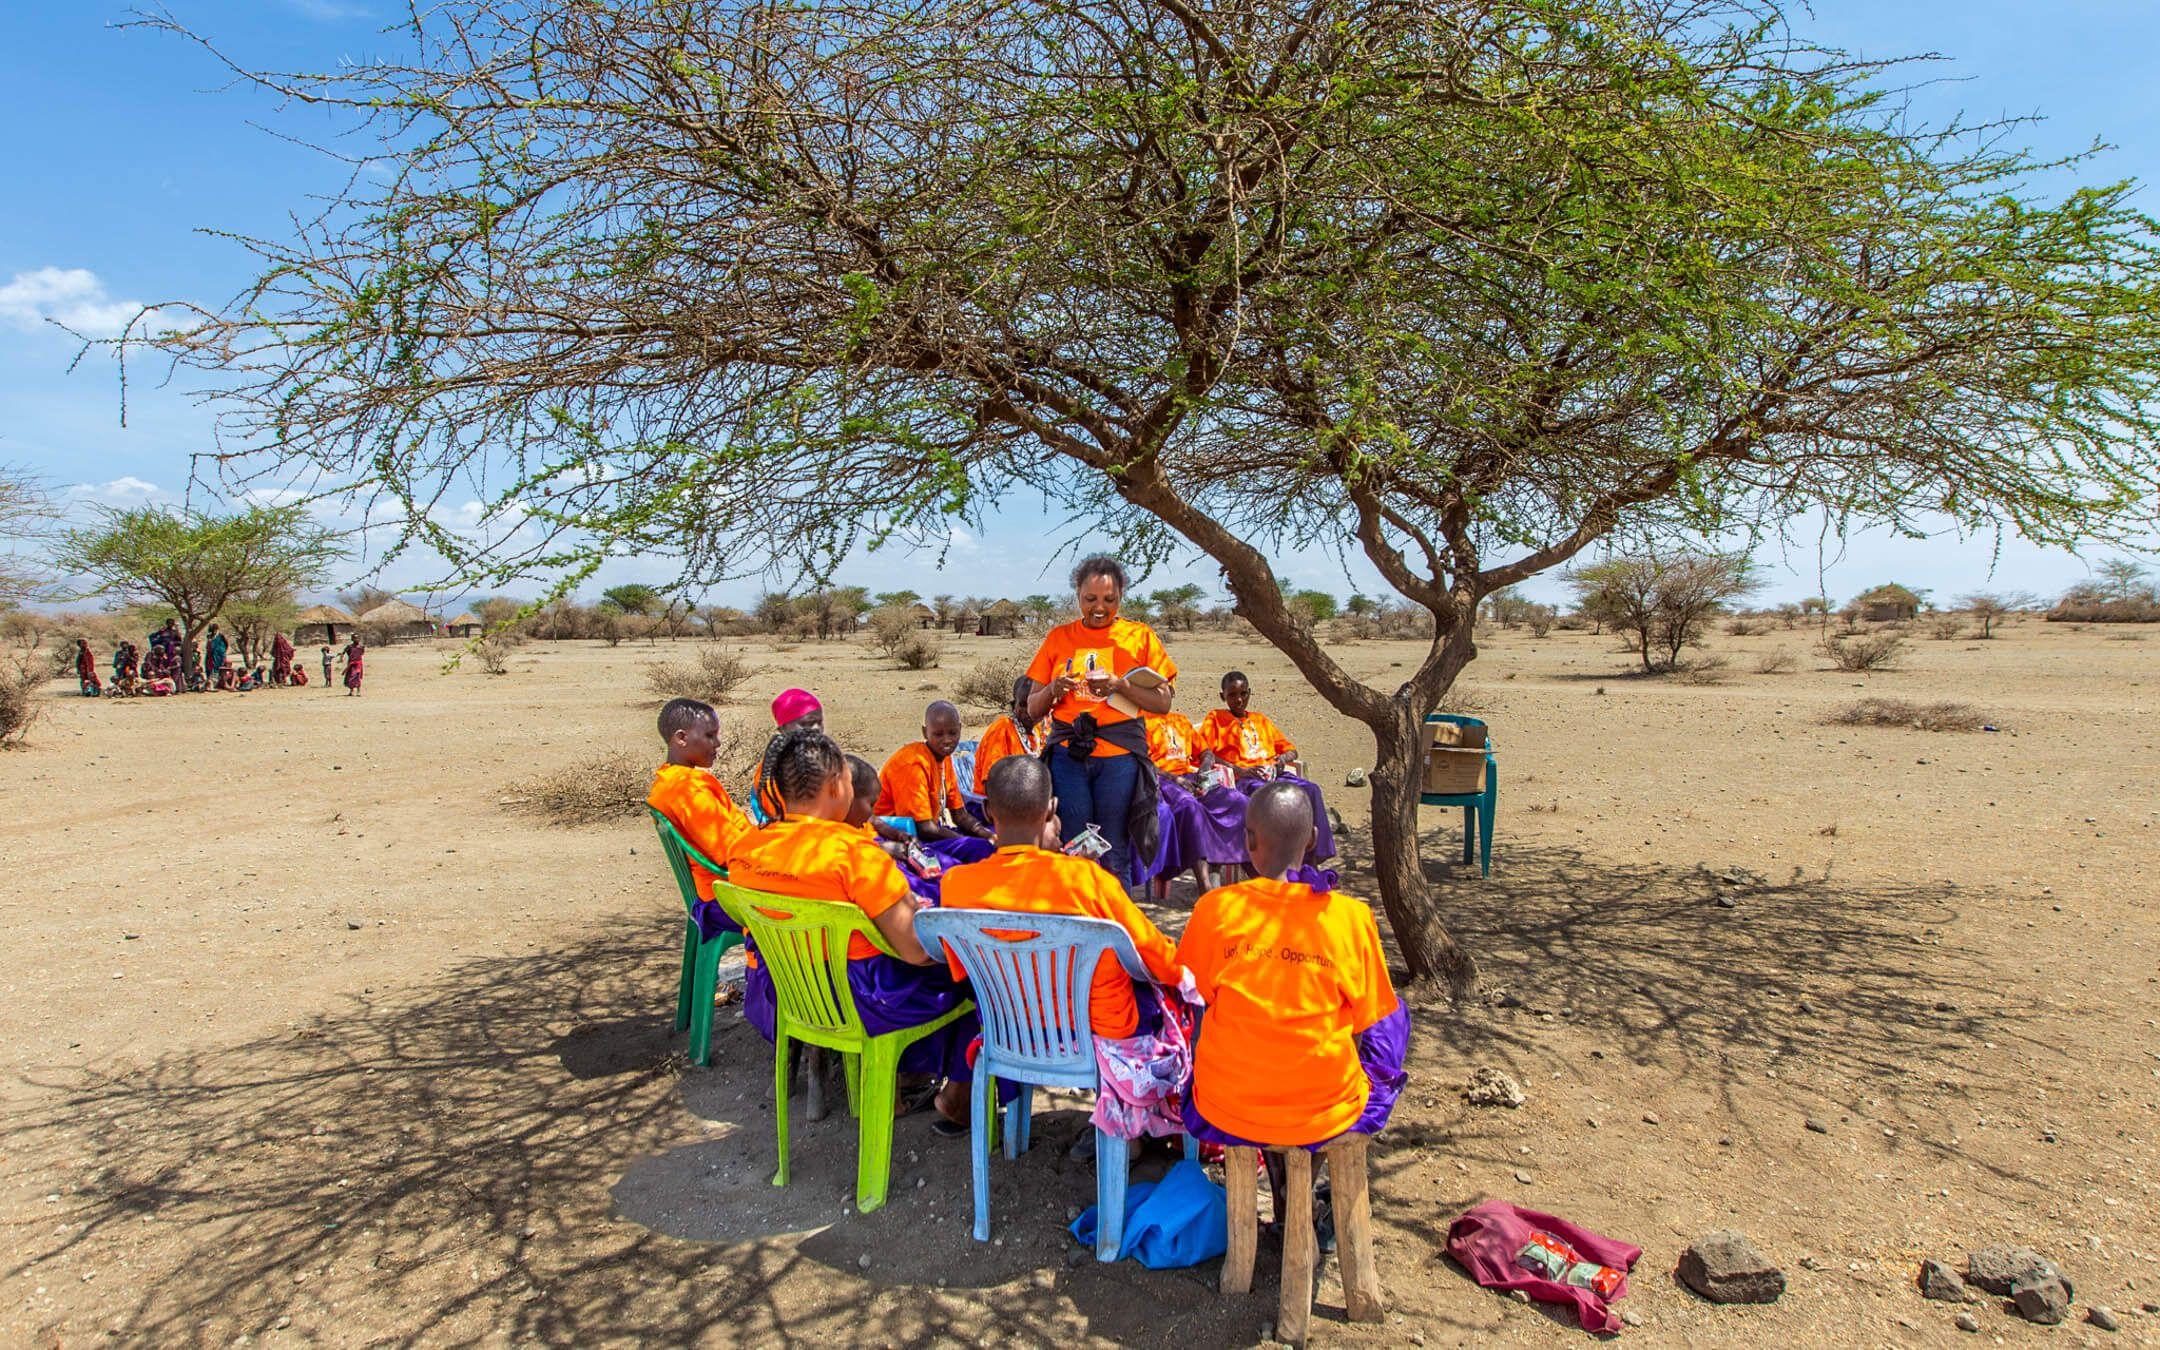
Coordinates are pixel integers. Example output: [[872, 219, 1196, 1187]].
[[972, 715, 1041, 796], [1025, 617, 1178, 756], [724, 815, 913, 961], [1146, 712, 1201, 776], [1175, 878, 1397, 1145], [646, 764, 753, 899], [1197, 709, 1294, 769], [939, 845, 1182, 1036]]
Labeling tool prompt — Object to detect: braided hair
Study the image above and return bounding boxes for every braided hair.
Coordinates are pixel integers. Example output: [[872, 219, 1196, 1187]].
[[756, 725, 848, 823]]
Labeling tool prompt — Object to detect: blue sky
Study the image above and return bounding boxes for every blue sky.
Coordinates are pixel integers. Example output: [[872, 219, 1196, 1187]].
[[3, 1, 2156, 609]]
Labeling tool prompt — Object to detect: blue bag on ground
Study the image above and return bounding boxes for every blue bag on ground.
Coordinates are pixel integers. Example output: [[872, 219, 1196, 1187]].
[[1068, 1159, 1227, 1268]]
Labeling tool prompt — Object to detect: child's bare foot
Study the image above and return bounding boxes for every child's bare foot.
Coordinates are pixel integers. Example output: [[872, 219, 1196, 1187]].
[[929, 1080, 970, 1136]]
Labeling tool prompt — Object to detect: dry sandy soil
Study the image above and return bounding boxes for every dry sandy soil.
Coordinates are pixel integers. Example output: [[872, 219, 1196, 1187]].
[[1, 616, 2155, 1347]]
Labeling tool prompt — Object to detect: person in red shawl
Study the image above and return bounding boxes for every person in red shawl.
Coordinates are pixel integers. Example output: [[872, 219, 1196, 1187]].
[[341, 637, 365, 695], [75, 639, 103, 696], [270, 631, 295, 686]]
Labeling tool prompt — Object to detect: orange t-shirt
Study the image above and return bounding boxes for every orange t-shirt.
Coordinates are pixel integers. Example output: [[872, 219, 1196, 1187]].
[[1146, 712, 1201, 776], [647, 764, 752, 900], [972, 716, 1041, 796], [873, 741, 964, 825], [1197, 709, 1294, 769], [724, 815, 914, 961], [1025, 618, 1178, 756], [940, 845, 1182, 1037], [1176, 878, 1398, 1145]]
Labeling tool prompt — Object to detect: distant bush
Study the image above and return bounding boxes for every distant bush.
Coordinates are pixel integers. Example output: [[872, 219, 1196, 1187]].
[[645, 646, 753, 703], [1822, 632, 1905, 672], [1724, 617, 1764, 637], [1439, 683, 1492, 714], [955, 657, 1025, 715], [1525, 606, 1556, 637], [477, 635, 514, 675], [1670, 653, 1729, 684], [867, 604, 916, 658], [1753, 648, 1797, 675], [1828, 698, 1987, 732], [1925, 615, 1964, 640], [0, 652, 40, 748], [2046, 599, 2160, 624], [508, 748, 654, 826], [894, 631, 943, 670]]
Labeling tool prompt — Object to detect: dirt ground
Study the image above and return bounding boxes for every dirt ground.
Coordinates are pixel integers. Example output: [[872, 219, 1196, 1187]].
[[1, 616, 2155, 1347]]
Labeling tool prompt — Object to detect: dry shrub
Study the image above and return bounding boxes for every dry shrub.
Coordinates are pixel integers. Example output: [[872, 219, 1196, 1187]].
[[644, 646, 753, 702], [0, 652, 41, 748], [2046, 599, 2160, 624], [1439, 683, 1492, 714], [1724, 617, 1764, 637], [477, 635, 514, 675], [1925, 615, 1964, 640], [894, 630, 943, 670], [1753, 648, 1797, 675], [507, 748, 652, 825], [1822, 632, 1905, 672], [1670, 652, 1729, 684], [955, 657, 1026, 715], [1828, 698, 1988, 732], [1525, 607, 1556, 637], [867, 605, 915, 658]]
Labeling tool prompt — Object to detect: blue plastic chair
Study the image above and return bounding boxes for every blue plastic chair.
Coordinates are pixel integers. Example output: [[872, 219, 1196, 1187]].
[[911, 909, 1186, 1261], [952, 738, 983, 811], [1419, 713, 1497, 877]]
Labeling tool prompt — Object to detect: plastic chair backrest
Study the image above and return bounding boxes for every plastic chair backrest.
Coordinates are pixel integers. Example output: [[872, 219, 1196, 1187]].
[[709, 882, 888, 1040], [913, 909, 1149, 1091], [648, 808, 723, 911]]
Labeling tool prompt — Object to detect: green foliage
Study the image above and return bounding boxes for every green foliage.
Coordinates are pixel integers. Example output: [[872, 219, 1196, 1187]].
[[599, 583, 663, 615], [57, 505, 340, 645], [1288, 589, 1339, 624], [1567, 551, 1760, 672]]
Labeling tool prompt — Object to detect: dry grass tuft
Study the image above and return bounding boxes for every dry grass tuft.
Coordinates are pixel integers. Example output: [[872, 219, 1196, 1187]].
[[1822, 632, 1906, 672], [954, 657, 1026, 715], [477, 635, 515, 675], [506, 748, 654, 825], [893, 631, 943, 670], [1753, 648, 1797, 675], [1440, 683, 1493, 714], [1670, 653, 1729, 685], [1828, 698, 1989, 732], [643, 646, 753, 703], [0, 652, 41, 748]]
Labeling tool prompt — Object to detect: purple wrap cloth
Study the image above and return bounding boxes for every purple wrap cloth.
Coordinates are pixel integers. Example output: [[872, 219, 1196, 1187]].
[[922, 835, 994, 868], [1178, 999, 1410, 1150], [690, 898, 743, 941], [742, 947, 980, 1080], [1231, 773, 1337, 861], [1156, 777, 1247, 870]]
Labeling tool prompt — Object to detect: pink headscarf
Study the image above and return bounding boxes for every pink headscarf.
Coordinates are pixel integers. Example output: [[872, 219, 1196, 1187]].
[[771, 687, 822, 728]]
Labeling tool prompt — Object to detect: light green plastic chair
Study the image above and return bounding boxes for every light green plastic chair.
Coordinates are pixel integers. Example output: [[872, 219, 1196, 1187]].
[[707, 881, 974, 1214], [647, 808, 744, 1068]]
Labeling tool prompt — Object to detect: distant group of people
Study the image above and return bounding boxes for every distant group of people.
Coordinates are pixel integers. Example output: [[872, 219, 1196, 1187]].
[[74, 617, 367, 698], [646, 555, 1406, 1177]]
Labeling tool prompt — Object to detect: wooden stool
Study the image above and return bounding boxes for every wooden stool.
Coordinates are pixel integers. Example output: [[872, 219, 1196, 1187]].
[[1220, 1135, 1384, 1345]]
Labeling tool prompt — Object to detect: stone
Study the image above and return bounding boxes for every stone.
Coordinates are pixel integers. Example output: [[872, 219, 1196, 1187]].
[[1620, 1309, 1644, 1328], [2011, 1271, 2071, 1325], [1464, 1067, 1527, 1109], [1966, 1247, 2065, 1298], [1514, 1170, 1533, 1185], [857, 1254, 872, 1270], [1641, 1112, 1660, 1126], [1804, 1118, 1830, 1134], [1677, 1230, 1786, 1305], [1954, 1311, 1980, 1333], [2089, 1307, 2120, 1332], [1344, 767, 1368, 788], [1919, 1257, 1975, 1303]]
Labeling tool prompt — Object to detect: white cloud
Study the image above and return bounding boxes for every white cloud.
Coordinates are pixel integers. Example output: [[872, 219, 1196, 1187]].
[[279, 0, 371, 18], [0, 267, 163, 340], [66, 475, 166, 503]]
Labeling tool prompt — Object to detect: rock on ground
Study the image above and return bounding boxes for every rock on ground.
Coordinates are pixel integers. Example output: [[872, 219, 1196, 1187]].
[[2011, 1271, 2072, 1326], [1676, 1230, 1786, 1305], [2088, 1307, 2120, 1332], [1463, 1066, 1527, 1109], [1966, 1246, 2067, 1298], [1918, 1258, 1974, 1303]]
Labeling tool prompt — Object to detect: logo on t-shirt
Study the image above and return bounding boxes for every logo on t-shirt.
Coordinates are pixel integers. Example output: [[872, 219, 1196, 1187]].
[[1066, 649, 1115, 702]]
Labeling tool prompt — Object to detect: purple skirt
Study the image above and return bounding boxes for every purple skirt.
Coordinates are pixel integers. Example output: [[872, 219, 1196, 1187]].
[[1180, 1001, 1410, 1150], [744, 950, 979, 1080], [922, 835, 994, 868]]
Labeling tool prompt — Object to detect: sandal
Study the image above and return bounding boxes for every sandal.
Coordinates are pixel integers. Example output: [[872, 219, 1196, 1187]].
[[895, 1080, 942, 1119]]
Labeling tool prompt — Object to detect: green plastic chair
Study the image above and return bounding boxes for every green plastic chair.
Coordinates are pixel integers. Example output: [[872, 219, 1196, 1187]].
[[646, 808, 745, 1067], [707, 881, 974, 1215]]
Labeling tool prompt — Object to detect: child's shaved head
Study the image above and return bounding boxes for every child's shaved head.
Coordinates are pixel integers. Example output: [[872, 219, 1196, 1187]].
[[984, 753, 1052, 824], [925, 700, 962, 730], [846, 754, 880, 802], [1244, 780, 1315, 877], [658, 697, 717, 740]]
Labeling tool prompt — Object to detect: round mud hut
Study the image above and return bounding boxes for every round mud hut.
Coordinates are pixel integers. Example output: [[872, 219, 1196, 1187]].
[[356, 598, 440, 643], [293, 603, 357, 646]]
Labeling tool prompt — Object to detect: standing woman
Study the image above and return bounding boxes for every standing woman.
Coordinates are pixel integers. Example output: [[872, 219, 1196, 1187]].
[[341, 636, 365, 696], [1024, 557, 1178, 882]]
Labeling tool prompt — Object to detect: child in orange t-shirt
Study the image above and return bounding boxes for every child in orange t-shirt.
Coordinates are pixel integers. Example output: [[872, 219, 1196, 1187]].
[[940, 755, 1184, 1038], [1195, 671, 1339, 865], [1176, 781, 1408, 1151], [971, 676, 1044, 798], [728, 727, 979, 1129], [1144, 710, 1229, 899], [875, 701, 995, 866], [646, 698, 754, 919]]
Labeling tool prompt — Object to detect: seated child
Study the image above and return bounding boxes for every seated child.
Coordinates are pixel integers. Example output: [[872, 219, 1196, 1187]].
[[727, 727, 979, 1130], [844, 753, 941, 905], [289, 663, 308, 687], [1144, 710, 1238, 898], [970, 677, 1043, 799], [874, 700, 994, 863], [941, 755, 1184, 1038], [1196, 671, 1337, 863], [1176, 781, 1408, 1150], [645, 698, 754, 928]]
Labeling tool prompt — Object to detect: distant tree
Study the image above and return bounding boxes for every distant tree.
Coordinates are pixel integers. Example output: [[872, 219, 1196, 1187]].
[[1483, 585, 1536, 628], [794, 585, 870, 639], [1, 466, 59, 608], [1957, 590, 2034, 637], [1799, 597, 1831, 617], [223, 589, 301, 667], [1566, 552, 1759, 672], [1148, 583, 1208, 632], [2095, 557, 2155, 603], [1288, 589, 1338, 624], [875, 590, 922, 609], [1345, 594, 1379, 618], [1122, 594, 1156, 623], [599, 583, 663, 615], [473, 596, 525, 631], [58, 505, 341, 647], [931, 595, 956, 629], [1020, 594, 1058, 627], [339, 584, 398, 618], [751, 590, 796, 634]]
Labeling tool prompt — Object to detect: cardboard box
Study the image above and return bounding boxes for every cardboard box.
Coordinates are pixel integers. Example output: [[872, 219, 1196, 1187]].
[[1423, 720, 1488, 795]]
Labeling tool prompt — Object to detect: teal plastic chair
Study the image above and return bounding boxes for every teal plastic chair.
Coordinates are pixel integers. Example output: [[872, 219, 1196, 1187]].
[[647, 808, 745, 1067], [708, 882, 974, 1214], [1419, 713, 1497, 877], [912, 908, 1190, 1260]]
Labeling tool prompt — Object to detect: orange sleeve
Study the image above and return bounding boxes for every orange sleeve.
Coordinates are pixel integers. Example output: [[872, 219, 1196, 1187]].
[[1175, 894, 1222, 1002], [1087, 873, 1183, 985], [1339, 899, 1397, 1032], [1026, 629, 1066, 685], [973, 721, 1009, 795], [685, 779, 750, 865], [1191, 711, 1224, 755]]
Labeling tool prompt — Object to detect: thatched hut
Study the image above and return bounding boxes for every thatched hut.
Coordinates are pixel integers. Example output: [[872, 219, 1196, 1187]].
[[1853, 583, 1922, 624], [444, 613, 483, 638], [907, 602, 937, 630], [356, 598, 439, 643], [293, 603, 356, 646], [976, 598, 1024, 637]]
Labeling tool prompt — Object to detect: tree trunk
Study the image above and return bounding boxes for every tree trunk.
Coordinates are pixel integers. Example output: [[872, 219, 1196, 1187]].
[[1366, 726, 1479, 998]]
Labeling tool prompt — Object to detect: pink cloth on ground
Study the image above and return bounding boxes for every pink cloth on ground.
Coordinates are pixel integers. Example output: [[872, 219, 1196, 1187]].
[[1444, 1200, 1642, 1333]]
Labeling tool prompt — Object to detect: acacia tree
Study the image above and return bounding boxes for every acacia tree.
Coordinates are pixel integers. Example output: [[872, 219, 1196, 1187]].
[[142, 0, 2160, 989], [58, 505, 340, 647], [1, 466, 59, 609]]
